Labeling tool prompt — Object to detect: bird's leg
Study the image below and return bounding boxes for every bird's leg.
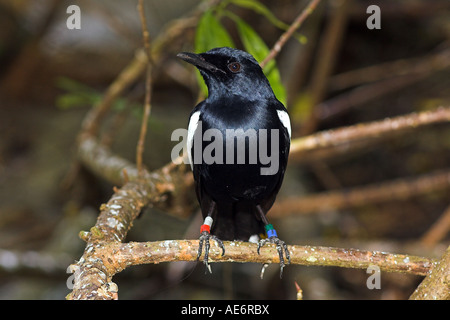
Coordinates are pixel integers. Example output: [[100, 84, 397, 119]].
[[256, 205, 291, 278], [197, 201, 225, 273]]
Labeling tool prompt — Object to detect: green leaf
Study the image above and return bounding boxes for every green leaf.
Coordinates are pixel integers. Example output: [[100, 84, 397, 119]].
[[195, 10, 235, 96], [230, 0, 289, 31], [56, 77, 98, 94], [229, 0, 307, 45], [55, 77, 101, 109], [231, 14, 286, 105], [291, 91, 313, 124], [56, 94, 88, 110], [195, 10, 234, 52]]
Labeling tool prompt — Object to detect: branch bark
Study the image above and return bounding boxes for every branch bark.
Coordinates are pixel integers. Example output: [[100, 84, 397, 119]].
[[409, 246, 450, 300], [67, 239, 435, 300]]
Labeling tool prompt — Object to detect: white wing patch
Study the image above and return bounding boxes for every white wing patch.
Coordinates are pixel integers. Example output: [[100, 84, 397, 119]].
[[277, 109, 291, 139], [187, 111, 201, 170]]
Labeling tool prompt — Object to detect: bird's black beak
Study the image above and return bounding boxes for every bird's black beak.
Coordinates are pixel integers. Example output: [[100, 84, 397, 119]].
[[177, 52, 225, 74]]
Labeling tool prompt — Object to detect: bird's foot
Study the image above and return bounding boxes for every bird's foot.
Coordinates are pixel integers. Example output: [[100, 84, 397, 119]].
[[257, 236, 291, 278], [197, 231, 225, 273]]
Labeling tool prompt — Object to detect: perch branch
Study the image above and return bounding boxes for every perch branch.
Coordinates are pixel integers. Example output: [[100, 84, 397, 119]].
[[101, 241, 437, 276], [67, 239, 435, 300]]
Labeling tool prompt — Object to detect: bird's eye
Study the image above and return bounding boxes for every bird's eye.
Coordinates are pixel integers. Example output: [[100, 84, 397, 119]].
[[228, 62, 241, 73]]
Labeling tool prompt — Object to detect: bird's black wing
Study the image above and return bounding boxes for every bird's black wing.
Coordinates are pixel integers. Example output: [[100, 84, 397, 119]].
[[258, 102, 291, 215], [187, 102, 218, 220]]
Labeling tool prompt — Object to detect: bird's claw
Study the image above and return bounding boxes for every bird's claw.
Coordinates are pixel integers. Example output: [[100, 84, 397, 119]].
[[197, 231, 225, 273], [257, 236, 291, 278]]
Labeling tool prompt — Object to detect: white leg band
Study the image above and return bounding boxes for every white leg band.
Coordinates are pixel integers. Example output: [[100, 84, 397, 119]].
[[203, 216, 213, 227]]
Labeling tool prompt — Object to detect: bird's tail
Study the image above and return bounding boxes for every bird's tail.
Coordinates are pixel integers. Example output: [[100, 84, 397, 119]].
[[212, 202, 265, 241]]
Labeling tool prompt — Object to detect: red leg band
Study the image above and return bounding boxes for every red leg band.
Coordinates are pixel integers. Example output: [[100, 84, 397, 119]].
[[200, 224, 211, 233]]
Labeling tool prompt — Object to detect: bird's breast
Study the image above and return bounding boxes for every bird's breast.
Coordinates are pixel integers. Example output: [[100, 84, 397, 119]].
[[192, 99, 288, 202]]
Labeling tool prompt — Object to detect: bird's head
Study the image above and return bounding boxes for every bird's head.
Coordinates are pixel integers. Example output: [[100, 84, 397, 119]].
[[177, 47, 274, 101]]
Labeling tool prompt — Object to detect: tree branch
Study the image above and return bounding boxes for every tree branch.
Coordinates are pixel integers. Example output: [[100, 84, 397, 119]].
[[271, 170, 450, 216], [328, 45, 450, 92], [409, 246, 449, 300], [420, 205, 450, 248], [290, 106, 450, 162], [67, 239, 435, 300], [136, 0, 153, 174]]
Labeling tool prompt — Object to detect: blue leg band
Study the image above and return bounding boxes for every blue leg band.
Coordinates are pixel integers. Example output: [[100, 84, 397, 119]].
[[267, 229, 277, 238]]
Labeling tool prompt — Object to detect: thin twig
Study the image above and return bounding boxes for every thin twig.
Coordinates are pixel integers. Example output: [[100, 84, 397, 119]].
[[260, 0, 322, 68], [79, 1, 206, 139], [301, 0, 350, 135], [136, 0, 153, 174], [66, 1, 203, 191], [0, 0, 62, 98], [80, 49, 148, 138], [316, 74, 426, 121], [420, 204, 450, 248], [295, 281, 303, 300]]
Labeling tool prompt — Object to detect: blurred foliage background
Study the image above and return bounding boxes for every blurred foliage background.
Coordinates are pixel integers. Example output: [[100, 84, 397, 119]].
[[0, 0, 449, 299]]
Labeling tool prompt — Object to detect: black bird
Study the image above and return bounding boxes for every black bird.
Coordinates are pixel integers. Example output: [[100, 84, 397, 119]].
[[177, 47, 291, 277]]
